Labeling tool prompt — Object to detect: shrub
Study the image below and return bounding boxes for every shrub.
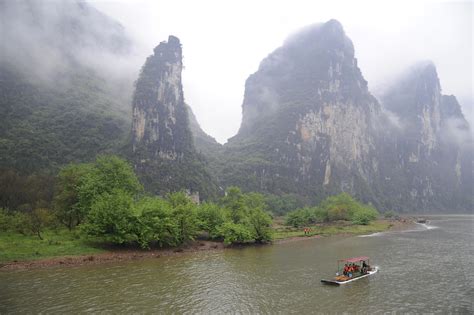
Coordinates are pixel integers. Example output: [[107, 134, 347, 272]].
[[135, 197, 178, 248], [197, 203, 229, 239], [81, 189, 139, 245], [351, 206, 378, 225], [0, 208, 10, 232], [217, 222, 254, 245]]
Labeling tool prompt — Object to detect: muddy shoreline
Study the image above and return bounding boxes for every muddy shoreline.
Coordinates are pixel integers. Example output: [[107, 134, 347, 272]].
[[1, 219, 415, 270]]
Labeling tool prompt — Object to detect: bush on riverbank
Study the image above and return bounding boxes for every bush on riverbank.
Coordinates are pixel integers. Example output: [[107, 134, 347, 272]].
[[284, 193, 379, 227]]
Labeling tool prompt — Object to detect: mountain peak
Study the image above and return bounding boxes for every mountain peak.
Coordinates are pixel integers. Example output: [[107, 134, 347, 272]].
[[153, 35, 182, 62], [283, 19, 350, 53]]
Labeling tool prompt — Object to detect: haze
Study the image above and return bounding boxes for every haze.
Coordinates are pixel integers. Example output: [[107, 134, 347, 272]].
[[93, 0, 473, 144]]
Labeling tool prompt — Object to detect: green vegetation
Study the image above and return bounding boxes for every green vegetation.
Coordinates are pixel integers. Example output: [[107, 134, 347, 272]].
[[273, 220, 391, 240], [0, 229, 104, 262], [285, 193, 379, 227], [0, 156, 387, 263], [0, 156, 275, 262]]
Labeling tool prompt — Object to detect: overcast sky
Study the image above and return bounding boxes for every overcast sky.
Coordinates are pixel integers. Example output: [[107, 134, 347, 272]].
[[93, 0, 472, 143]]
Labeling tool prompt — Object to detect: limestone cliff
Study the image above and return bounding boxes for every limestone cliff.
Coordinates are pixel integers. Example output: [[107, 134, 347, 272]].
[[224, 20, 381, 204], [379, 62, 472, 211], [131, 36, 217, 199]]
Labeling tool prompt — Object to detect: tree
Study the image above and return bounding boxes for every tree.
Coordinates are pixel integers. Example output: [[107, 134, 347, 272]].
[[221, 186, 246, 223], [29, 208, 54, 240], [244, 193, 272, 243], [135, 197, 178, 248], [78, 155, 143, 216], [81, 189, 139, 245], [217, 222, 254, 245], [53, 163, 92, 230], [166, 192, 199, 244], [53, 155, 143, 230], [197, 202, 229, 239]]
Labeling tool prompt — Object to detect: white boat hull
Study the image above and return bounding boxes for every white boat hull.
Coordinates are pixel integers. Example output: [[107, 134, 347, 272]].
[[321, 267, 378, 285]]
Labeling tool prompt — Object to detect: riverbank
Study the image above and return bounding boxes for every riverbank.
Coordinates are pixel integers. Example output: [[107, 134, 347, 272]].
[[0, 218, 415, 270]]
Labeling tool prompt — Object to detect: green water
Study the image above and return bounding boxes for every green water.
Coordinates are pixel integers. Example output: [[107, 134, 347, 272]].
[[1, 215, 472, 313]]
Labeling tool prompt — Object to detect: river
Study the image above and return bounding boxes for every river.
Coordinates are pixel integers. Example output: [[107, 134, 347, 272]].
[[1, 215, 472, 313]]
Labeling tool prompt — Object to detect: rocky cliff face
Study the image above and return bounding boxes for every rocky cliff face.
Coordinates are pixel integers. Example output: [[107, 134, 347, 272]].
[[218, 20, 471, 212], [224, 20, 381, 203], [379, 62, 472, 211], [131, 36, 216, 199]]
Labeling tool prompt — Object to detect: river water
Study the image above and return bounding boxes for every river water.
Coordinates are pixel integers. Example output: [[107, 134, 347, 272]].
[[1, 215, 472, 313]]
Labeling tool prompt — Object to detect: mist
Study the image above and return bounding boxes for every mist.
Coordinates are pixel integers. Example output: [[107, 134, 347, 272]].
[[0, 0, 145, 109], [92, 0, 472, 143]]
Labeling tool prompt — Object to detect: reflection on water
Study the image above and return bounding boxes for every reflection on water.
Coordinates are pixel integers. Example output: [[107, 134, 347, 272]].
[[1, 215, 472, 313]]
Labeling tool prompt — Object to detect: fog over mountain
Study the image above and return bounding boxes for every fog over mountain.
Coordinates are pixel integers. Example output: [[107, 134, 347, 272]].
[[94, 0, 473, 143], [0, 0, 471, 213]]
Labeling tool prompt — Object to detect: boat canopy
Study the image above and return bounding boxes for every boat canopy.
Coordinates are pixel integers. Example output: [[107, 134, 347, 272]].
[[338, 256, 370, 263]]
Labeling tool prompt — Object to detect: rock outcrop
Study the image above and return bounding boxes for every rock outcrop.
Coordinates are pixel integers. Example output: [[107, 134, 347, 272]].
[[223, 20, 381, 204], [131, 36, 217, 199]]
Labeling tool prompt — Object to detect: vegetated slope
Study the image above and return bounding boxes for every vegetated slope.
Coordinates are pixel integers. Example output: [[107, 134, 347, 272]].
[[0, 0, 134, 177]]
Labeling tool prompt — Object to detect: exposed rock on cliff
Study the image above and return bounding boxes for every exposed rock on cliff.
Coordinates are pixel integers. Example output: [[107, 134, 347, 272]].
[[379, 62, 472, 211], [131, 36, 217, 199], [223, 20, 381, 204]]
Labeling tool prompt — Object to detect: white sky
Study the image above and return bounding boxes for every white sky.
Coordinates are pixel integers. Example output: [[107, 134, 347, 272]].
[[93, 0, 473, 143]]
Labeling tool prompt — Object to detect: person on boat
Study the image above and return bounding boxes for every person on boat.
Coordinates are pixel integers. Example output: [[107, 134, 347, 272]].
[[347, 264, 354, 278], [343, 264, 349, 276], [362, 261, 368, 274], [353, 263, 359, 273]]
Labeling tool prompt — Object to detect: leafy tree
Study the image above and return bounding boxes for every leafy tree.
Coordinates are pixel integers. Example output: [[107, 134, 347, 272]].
[[53, 155, 143, 231], [197, 202, 229, 239], [167, 192, 199, 244], [221, 186, 246, 223], [351, 206, 378, 225], [285, 193, 379, 227], [78, 155, 143, 214], [135, 197, 179, 248], [217, 222, 254, 245], [81, 189, 139, 245], [29, 208, 54, 240], [244, 193, 272, 242], [53, 163, 92, 230]]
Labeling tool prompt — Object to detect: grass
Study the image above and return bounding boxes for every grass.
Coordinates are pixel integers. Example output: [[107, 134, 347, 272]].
[[272, 220, 392, 240], [0, 220, 392, 263], [0, 229, 105, 263]]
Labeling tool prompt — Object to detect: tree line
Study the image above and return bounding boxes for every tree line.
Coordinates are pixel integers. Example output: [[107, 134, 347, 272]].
[[0, 155, 273, 246], [284, 193, 379, 227]]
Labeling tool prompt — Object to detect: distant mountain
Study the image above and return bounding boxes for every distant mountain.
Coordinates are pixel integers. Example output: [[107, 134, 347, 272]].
[[220, 20, 381, 204], [0, 0, 135, 175], [378, 62, 473, 212], [186, 104, 222, 156], [131, 36, 217, 199], [211, 20, 472, 212]]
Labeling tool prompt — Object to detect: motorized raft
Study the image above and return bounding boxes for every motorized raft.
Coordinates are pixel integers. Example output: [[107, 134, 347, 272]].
[[321, 256, 378, 285]]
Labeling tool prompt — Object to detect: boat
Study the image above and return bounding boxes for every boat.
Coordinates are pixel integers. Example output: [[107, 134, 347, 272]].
[[321, 256, 378, 285], [416, 217, 428, 223]]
